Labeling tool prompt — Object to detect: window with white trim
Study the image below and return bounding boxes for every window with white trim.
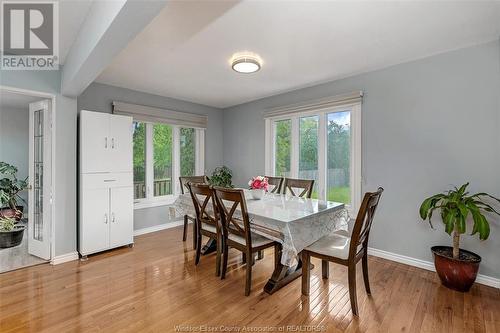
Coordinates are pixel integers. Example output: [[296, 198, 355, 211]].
[[133, 121, 205, 209], [265, 103, 362, 213]]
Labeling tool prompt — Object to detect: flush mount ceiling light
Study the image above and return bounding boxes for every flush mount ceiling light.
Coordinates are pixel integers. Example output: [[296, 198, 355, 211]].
[[230, 53, 262, 74]]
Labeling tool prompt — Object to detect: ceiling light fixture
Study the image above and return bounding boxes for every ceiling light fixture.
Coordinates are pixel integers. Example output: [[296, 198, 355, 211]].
[[231, 53, 262, 74]]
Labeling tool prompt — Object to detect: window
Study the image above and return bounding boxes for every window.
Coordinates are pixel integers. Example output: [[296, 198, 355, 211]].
[[265, 103, 361, 213], [274, 119, 291, 177], [299, 116, 319, 198], [133, 122, 205, 208], [180, 128, 196, 177], [327, 111, 351, 204], [133, 122, 146, 199], [153, 124, 173, 197]]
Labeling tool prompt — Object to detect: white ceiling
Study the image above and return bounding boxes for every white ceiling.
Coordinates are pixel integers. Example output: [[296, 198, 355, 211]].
[[96, 1, 500, 108], [59, 0, 93, 63]]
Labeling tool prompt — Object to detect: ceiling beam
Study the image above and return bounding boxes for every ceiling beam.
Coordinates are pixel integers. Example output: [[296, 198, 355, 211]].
[[61, 0, 167, 97]]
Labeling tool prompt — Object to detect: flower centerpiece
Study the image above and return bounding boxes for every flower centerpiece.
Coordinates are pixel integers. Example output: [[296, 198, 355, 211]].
[[248, 176, 269, 200]]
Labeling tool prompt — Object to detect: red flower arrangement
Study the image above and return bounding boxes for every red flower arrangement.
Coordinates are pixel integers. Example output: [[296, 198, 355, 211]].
[[248, 176, 269, 192]]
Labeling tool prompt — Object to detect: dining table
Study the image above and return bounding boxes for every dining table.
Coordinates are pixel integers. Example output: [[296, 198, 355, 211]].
[[173, 190, 349, 294]]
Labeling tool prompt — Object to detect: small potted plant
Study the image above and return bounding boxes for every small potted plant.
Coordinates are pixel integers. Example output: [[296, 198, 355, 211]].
[[209, 166, 234, 188], [0, 216, 25, 248], [419, 183, 500, 291], [0, 162, 28, 221], [248, 176, 269, 200]]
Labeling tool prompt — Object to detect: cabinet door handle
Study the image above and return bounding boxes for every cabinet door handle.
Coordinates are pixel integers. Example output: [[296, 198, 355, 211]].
[[112, 138, 115, 149], [111, 213, 116, 223], [104, 213, 108, 224], [105, 137, 108, 149]]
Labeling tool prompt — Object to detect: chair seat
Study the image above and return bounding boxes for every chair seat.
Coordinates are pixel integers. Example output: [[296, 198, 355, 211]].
[[201, 223, 217, 235], [305, 229, 351, 260], [228, 232, 274, 249]]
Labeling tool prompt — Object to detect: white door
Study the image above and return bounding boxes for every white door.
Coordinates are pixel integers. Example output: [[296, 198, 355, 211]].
[[80, 111, 110, 173], [109, 115, 132, 173], [28, 100, 52, 260], [109, 187, 133, 247], [81, 188, 110, 254]]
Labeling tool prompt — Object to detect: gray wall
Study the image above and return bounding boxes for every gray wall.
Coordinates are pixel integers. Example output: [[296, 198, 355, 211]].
[[0, 106, 29, 208], [77, 82, 224, 230], [223, 40, 500, 278], [1, 70, 78, 257]]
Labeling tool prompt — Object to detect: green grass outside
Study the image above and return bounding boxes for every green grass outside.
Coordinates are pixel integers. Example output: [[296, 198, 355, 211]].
[[327, 186, 350, 204], [311, 186, 350, 204]]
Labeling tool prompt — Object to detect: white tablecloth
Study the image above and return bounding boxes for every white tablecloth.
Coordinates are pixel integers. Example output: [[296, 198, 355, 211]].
[[173, 191, 349, 266]]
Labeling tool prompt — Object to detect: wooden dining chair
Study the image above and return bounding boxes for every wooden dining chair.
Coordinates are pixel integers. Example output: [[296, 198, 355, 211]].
[[187, 182, 222, 276], [179, 176, 208, 249], [265, 176, 284, 194], [283, 178, 314, 198], [301, 187, 384, 316], [213, 186, 281, 296]]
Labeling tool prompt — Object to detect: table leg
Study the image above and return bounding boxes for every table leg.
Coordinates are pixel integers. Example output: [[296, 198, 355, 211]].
[[201, 238, 217, 255], [263, 251, 313, 294]]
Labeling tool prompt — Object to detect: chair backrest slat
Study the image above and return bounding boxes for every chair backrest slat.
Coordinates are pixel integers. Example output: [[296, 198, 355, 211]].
[[179, 176, 208, 195], [266, 176, 284, 194], [283, 178, 314, 198], [348, 187, 384, 258], [187, 183, 218, 231], [213, 187, 252, 247]]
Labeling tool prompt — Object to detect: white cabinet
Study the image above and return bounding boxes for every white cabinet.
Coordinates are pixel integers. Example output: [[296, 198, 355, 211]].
[[109, 187, 134, 247], [80, 111, 110, 173], [80, 187, 110, 254], [80, 110, 133, 174], [109, 115, 133, 173], [79, 110, 134, 257]]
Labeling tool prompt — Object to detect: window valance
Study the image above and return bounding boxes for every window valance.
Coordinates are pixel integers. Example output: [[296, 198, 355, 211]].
[[263, 91, 363, 118], [112, 101, 208, 129]]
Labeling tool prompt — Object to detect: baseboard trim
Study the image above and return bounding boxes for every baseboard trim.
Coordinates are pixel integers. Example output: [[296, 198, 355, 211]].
[[51, 252, 79, 265], [134, 220, 186, 236], [368, 247, 500, 289]]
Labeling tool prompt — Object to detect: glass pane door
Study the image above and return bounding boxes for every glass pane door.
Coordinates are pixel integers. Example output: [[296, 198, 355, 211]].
[[33, 109, 44, 241], [327, 111, 351, 204], [28, 100, 51, 260]]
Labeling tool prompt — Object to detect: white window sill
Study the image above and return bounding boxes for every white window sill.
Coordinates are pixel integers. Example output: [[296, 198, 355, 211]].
[[134, 196, 178, 210]]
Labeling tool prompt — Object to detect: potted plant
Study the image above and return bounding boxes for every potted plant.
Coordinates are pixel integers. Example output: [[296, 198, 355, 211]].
[[0, 216, 25, 248], [248, 176, 269, 200], [0, 162, 28, 221], [209, 166, 234, 188], [419, 182, 500, 291]]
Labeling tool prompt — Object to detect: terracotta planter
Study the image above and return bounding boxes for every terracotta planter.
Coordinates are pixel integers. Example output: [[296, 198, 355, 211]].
[[431, 246, 481, 292], [0, 226, 25, 248], [0, 208, 22, 221]]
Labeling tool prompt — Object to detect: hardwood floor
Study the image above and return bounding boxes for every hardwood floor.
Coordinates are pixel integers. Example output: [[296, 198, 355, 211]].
[[0, 226, 498, 333]]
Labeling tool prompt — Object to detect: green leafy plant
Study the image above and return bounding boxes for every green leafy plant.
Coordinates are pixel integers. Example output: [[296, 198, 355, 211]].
[[0, 162, 28, 210], [419, 183, 500, 259], [0, 216, 16, 232], [209, 166, 233, 188]]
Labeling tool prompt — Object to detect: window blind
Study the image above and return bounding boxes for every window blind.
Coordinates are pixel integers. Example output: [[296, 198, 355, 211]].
[[112, 101, 208, 129], [263, 91, 363, 118]]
